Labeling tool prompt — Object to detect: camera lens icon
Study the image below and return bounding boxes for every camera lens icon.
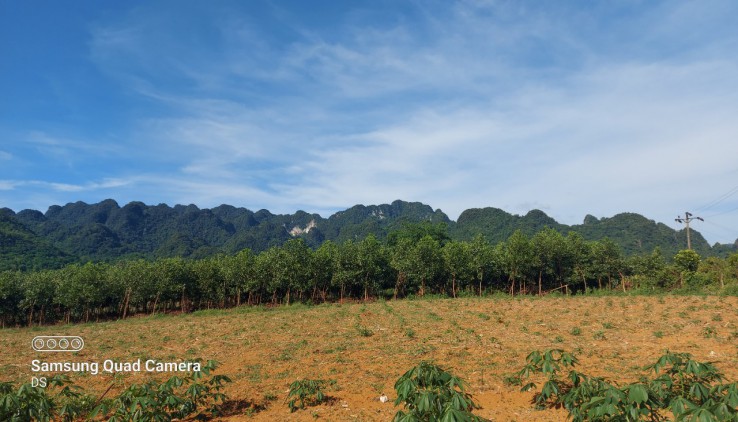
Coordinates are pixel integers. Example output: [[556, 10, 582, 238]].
[[32, 336, 84, 352], [33, 338, 45, 350]]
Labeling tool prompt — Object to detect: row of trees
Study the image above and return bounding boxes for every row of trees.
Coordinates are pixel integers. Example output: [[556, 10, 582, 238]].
[[1, 226, 737, 327]]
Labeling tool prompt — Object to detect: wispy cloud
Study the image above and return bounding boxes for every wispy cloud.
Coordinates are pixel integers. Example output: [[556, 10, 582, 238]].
[[0, 178, 132, 193], [5, 1, 737, 243]]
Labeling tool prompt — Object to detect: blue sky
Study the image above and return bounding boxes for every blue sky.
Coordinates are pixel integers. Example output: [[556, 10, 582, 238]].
[[1, 0, 737, 245]]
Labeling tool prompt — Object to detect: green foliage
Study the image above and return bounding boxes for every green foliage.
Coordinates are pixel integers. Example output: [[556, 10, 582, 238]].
[[3, 199, 732, 274], [515, 349, 579, 408], [92, 360, 231, 421], [1, 368, 228, 421], [1, 199, 736, 327], [513, 349, 738, 421], [502, 230, 533, 295], [387, 221, 450, 247], [675, 250, 701, 273], [0, 375, 83, 422], [442, 240, 474, 297], [0, 209, 75, 272], [356, 324, 374, 337], [408, 236, 445, 296], [356, 235, 390, 300], [393, 361, 488, 421], [287, 379, 328, 412], [531, 227, 573, 294], [645, 351, 738, 421]]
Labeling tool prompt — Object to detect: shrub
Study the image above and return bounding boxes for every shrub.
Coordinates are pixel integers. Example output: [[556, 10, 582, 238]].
[[287, 379, 328, 412], [356, 324, 374, 337], [0, 375, 84, 422], [512, 349, 738, 421], [645, 351, 738, 420], [91, 360, 231, 421], [393, 361, 488, 421]]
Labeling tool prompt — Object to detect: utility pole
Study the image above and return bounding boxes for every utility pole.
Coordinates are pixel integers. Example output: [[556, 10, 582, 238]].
[[675, 212, 703, 250]]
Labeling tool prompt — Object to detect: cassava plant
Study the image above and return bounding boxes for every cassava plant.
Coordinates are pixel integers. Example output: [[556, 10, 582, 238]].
[[513, 349, 738, 421], [287, 379, 328, 412], [91, 359, 231, 421], [514, 349, 664, 421], [393, 361, 488, 422], [0, 375, 84, 422], [646, 351, 738, 421], [515, 349, 579, 409]]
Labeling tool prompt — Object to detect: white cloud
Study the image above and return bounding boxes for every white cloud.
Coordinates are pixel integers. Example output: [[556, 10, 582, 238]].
[[0, 178, 133, 194], [27, 1, 732, 244]]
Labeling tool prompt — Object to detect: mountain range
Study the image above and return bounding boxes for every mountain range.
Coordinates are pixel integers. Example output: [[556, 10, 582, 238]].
[[1, 199, 735, 271]]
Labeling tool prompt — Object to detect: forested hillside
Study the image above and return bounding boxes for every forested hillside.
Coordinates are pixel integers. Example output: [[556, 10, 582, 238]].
[[0, 209, 75, 271], [0, 199, 735, 271]]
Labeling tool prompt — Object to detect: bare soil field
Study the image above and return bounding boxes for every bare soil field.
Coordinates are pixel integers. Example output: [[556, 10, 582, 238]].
[[2, 295, 737, 421]]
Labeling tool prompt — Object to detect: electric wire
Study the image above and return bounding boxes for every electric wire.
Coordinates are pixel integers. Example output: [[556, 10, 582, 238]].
[[702, 219, 738, 245], [695, 185, 738, 212], [703, 203, 738, 218]]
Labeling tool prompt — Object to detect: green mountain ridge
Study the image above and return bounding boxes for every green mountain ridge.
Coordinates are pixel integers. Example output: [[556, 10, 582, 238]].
[[1, 199, 735, 271], [0, 208, 75, 271]]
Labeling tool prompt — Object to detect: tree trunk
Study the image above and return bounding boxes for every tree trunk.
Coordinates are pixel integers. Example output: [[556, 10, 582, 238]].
[[581, 271, 587, 293], [364, 276, 369, 301], [394, 272, 405, 300], [122, 289, 131, 319], [509, 276, 515, 296], [28, 300, 35, 327], [151, 293, 160, 315], [538, 271, 542, 296], [451, 274, 457, 298]]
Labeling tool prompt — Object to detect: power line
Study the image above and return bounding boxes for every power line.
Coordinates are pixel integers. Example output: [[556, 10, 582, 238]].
[[702, 220, 738, 244], [704, 203, 738, 218], [696, 185, 738, 212]]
